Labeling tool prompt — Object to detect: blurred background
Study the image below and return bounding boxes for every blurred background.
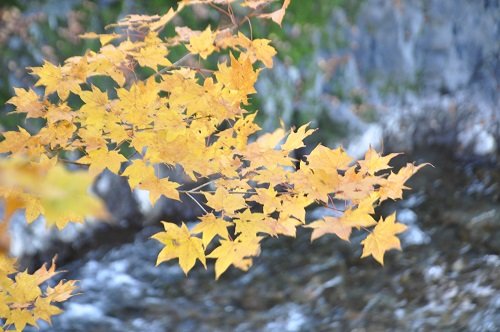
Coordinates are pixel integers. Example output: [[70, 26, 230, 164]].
[[1, 0, 499, 331]]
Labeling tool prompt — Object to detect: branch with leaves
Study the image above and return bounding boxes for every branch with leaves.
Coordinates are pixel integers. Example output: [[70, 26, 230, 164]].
[[0, 0, 425, 330]]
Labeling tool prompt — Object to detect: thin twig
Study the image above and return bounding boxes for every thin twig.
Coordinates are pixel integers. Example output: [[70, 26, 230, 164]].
[[185, 192, 209, 214], [59, 159, 88, 167], [182, 179, 216, 192], [244, 16, 253, 40], [208, 3, 231, 18], [154, 53, 192, 78]]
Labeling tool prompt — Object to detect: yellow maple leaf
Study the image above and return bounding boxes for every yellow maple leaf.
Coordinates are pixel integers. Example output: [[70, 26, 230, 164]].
[[307, 144, 353, 171], [9, 271, 42, 303], [30, 61, 83, 100], [207, 235, 262, 279], [133, 43, 172, 70], [152, 222, 206, 274], [233, 209, 275, 237], [281, 123, 316, 151], [0, 128, 33, 156], [43, 102, 74, 124], [219, 32, 277, 68], [37, 121, 77, 150], [248, 187, 281, 215], [5, 308, 37, 331], [78, 85, 109, 124], [340, 193, 379, 229], [0, 158, 102, 229], [279, 194, 313, 223], [77, 148, 127, 177], [291, 165, 339, 202], [115, 78, 160, 128], [204, 187, 247, 214], [216, 53, 259, 104], [7, 88, 45, 118], [191, 213, 233, 247], [187, 26, 216, 59], [121, 159, 156, 189], [37, 162, 103, 229], [358, 147, 400, 175], [268, 216, 301, 237], [361, 213, 407, 265], [32, 296, 62, 324], [138, 176, 181, 205]]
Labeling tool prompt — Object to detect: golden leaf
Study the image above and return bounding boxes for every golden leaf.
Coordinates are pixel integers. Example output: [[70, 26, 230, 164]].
[[361, 213, 407, 265]]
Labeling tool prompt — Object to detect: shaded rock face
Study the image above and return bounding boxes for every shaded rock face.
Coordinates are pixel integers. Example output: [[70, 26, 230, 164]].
[[257, 0, 499, 157], [355, 0, 498, 96], [353, 0, 499, 155]]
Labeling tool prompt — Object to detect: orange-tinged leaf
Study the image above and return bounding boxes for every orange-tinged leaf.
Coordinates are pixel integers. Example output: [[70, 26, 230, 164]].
[[258, 0, 291, 26], [241, 0, 271, 9], [307, 216, 352, 242], [45, 280, 78, 303], [33, 257, 58, 285], [361, 213, 407, 265], [378, 163, 429, 201]]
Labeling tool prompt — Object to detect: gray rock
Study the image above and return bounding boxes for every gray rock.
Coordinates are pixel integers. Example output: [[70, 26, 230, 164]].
[[257, 0, 500, 157]]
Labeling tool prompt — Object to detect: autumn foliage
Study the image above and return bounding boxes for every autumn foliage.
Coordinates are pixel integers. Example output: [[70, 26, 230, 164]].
[[0, 0, 424, 330]]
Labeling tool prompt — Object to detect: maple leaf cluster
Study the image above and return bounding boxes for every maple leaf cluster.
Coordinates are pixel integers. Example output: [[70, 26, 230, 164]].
[[0, 0, 425, 329], [0, 257, 76, 331]]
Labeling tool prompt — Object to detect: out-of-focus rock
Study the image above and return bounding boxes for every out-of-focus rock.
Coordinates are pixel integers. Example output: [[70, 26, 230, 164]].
[[257, 0, 499, 158]]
